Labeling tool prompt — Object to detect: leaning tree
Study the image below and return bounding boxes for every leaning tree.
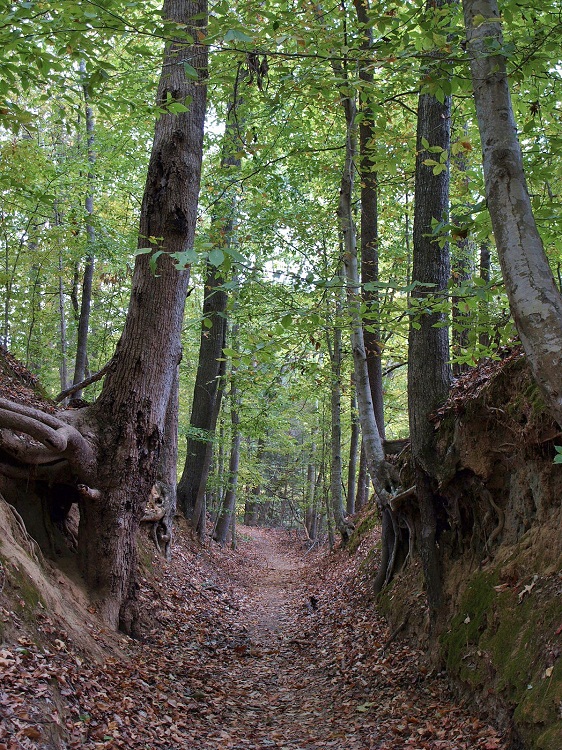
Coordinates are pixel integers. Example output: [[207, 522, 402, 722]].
[[0, 0, 207, 634]]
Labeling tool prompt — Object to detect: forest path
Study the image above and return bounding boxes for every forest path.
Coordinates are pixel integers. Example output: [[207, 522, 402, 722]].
[[3, 526, 507, 749], [154, 526, 506, 750]]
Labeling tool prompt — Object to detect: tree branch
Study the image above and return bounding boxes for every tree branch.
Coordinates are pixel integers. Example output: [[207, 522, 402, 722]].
[[54, 358, 114, 403]]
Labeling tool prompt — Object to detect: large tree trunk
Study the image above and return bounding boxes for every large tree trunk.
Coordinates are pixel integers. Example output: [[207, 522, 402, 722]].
[[76, 0, 208, 631], [177, 88, 241, 520], [463, 0, 562, 427], [408, 0, 452, 617], [1, 61, 200, 616]]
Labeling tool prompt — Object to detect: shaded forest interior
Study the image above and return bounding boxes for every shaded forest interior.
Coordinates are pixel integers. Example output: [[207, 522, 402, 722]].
[[1, 0, 562, 748], [0, 347, 561, 749]]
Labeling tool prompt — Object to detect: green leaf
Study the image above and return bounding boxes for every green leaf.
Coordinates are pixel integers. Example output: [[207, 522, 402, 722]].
[[208, 247, 225, 267], [224, 247, 246, 263], [183, 62, 199, 79], [224, 29, 254, 43], [149, 250, 164, 274], [167, 101, 190, 114], [171, 248, 198, 268]]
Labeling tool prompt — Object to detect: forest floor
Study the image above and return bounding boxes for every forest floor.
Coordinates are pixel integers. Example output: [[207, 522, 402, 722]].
[[1, 523, 508, 750]]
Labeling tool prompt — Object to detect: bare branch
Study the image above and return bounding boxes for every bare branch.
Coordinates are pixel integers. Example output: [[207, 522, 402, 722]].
[[54, 358, 114, 403]]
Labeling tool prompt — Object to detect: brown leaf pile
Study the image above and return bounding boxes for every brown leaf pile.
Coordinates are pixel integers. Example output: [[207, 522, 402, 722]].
[[0, 524, 507, 749]]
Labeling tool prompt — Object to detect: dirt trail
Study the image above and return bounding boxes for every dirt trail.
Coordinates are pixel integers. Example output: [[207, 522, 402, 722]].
[[241, 527, 306, 640], [172, 527, 507, 750], [0, 526, 508, 750]]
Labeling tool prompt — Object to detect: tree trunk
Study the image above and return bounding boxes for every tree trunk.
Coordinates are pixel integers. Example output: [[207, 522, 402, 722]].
[[353, 0, 385, 439], [214, 353, 241, 545], [479, 242, 491, 350], [177, 92, 241, 520], [408, 0, 452, 617], [336, 82, 388, 497], [326, 286, 349, 544], [57, 247, 69, 396], [347, 386, 359, 515], [463, 0, 562, 427], [355, 441, 369, 512], [451, 136, 473, 377], [78, 0, 207, 631], [73, 61, 96, 398], [244, 436, 264, 526]]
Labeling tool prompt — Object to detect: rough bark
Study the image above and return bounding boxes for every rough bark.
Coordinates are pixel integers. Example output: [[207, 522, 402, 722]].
[[353, 0, 385, 439], [463, 0, 562, 427], [75, 0, 206, 631], [408, 0, 452, 616], [177, 93, 241, 521]]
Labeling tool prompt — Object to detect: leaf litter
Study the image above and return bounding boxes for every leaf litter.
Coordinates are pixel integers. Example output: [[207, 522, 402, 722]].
[[0, 523, 507, 749]]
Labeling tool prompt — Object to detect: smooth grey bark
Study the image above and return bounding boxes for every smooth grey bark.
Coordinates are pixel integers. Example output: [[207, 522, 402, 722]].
[[451, 138, 474, 377], [304, 457, 318, 539], [244, 436, 264, 526], [326, 284, 350, 543], [58, 247, 69, 395], [479, 242, 491, 350], [73, 61, 96, 398], [463, 0, 562, 427], [214, 350, 241, 545], [408, 0, 452, 616], [336, 85, 388, 499], [191, 356, 225, 539], [354, 441, 369, 512], [347, 386, 359, 515]]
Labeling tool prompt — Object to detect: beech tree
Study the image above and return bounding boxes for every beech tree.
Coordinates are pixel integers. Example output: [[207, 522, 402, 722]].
[[463, 0, 562, 428], [0, 0, 208, 633]]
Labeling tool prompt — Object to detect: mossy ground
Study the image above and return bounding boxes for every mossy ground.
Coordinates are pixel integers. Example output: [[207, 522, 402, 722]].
[[441, 562, 562, 750], [348, 507, 380, 554]]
